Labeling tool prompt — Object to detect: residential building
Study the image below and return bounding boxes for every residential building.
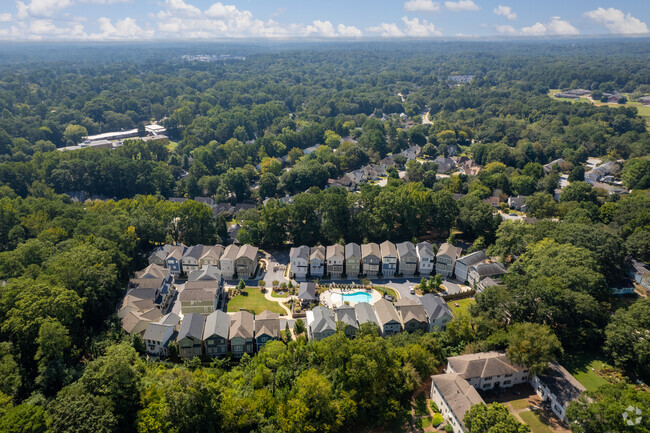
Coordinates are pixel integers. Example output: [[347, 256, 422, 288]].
[[289, 245, 310, 279], [436, 243, 462, 278], [468, 262, 506, 287], [435, 156, 457, 173], [194, 196, 215, 207], [396, 241, 418, 276], [446, 351, 529, 391], [380, 241, 398, 277], [235, 244, 258, 279], [202, 310, 230, 358], [177, 313, 205, 360], [335, 305, 358, 338], [373, 299, 402, 336], [121, 308, 163, 335], [543, 158, 566, 173], [306, 306, 337, 341], [148, 244, 171, 266], [430, 373, 484, 433], [477, 277, 502, 292], [165, 245, 186, 276], [255, 310, 281, 350], [298, 282, 318, 306], [326, 244, 345, 278], [631, 260, 650, 291], [229, 311, 255, 358], [345, 242, 361, 277], [198, 245, 224, 269], [395, 299, 428, 332], [354, 302, 380, 333], [419, 294, 454, 331], [361, 243, 381, 276], [455, 251, 487, 283], [483, 196, 500, 208], [179, 286, 219, 316], [417, 241, 435, 276], [508, 196, 528, 212], [530, 362, 587, 422], [186, 265, 224, 309], [143, 322, 176, 357], [181, 244, 205, 273], [219, 245, 239, 279], [159, 312, 180, 328], [309, 246, 326, 278]]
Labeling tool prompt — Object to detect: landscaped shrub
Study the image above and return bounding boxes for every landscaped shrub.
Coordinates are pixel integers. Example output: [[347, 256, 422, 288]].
[[430, 401, 439, 412], [433, 413, 444, 426]]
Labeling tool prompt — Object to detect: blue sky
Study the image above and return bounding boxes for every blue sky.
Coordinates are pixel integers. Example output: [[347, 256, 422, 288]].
[[0, 0, 647, 40]]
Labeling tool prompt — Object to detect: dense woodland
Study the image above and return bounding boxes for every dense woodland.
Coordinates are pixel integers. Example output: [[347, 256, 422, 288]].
[[0, 40, 648, 433]]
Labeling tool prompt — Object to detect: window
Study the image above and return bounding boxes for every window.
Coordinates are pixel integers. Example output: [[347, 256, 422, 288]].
[[484, 376, 492, 381], [483, 384, 491, 389], [522, 376, 528, 381], [503, 380, 511, 385], [505, 374, 513, 377]]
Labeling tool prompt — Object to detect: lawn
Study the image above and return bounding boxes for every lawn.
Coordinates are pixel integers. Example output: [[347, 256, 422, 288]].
[[270, 290, 290, 299], [374, 286, 400, 300], [227, 289, 286, 315], [562, 351, 613, 393], [520, 410, 554, 433], [509, 398, 532, 411], [447, 297, 475, 316]]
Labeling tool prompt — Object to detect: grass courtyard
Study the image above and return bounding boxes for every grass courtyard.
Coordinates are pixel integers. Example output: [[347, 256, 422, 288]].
[[561, 351, 614, 392], [227, 288, 286, 315], [520, 410, 555, 433], [447, 297, 475, 316]]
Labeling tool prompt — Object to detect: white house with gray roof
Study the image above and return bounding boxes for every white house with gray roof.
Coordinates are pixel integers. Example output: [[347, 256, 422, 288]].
[[143, 322, 176, 357], [446, 351, 529, 391], [417, 241, 435, 276], [306, 306, 336, 341], [436, 243, 462, 278], [202, 310, 230, 358], [219, 244, 239, 279], [326, 244, 345, 278], [289, 245, 310, 279], [177, 313, 205, 360], [396, 241, 418, 276], [454, 250, 487, 283], [467, 262, 506, 287], [430, 373, 484, 433], [530, 362, 586, 422], [419, 294, 453, 331], [310, 246, 326, 278], [373, 299, 402, 336], [334, 305, 358, 338]]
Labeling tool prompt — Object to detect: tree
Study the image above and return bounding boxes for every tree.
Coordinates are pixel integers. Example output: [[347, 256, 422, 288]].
[[49, 383, 117, 433], [621, 159, 650, 190], [63, 124, 88, 144], [464, 403, 529, 433], [568, 166, 585, 182], [625, 228, 650, 262], [222, 168, 251, 201], [524, 192, 558, 219], [506, 323, 562, 374], [0, 343, 20, 399], [237, 279, 246, 291], [294, 319, 306, 336], [0, 403, 50, 433], [35, 318, 72, 396], [559, 181, 598, 204], [259, 172, 278, 199], [604, 299, 650, 382]]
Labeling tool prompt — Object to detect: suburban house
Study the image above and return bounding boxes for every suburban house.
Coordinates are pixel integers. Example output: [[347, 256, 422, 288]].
[[142, 322, 176, 357], [165, 245, 186, 276], [129, 263, 174, 310], [395, 298, 428, 333], [477, 277, 502, 291], [380, 241, 398, 277], [435, 156, 457, 173], [417, 241, 435, 276], [177, 313, 205, 360], [354, 302, 380, 333], [631, 260, 650, 290], [508, 196, 528, 212], [159, 312, 180, 328], [306, 306, 337, 341], [219, 244, 239, 279], [334, 305, 358, 338], [446, 351, 529, 391], [118, 287, 164, 334], [345, 242, 362, 277], [148, 244, 171, 266], [326, 244, 345, 278], [198, 245, 224, 269], [436, 243, 462, 278], [235, 244, 258, 279], [309, 246, 326, 278], [254, 310, 281, 350], [454, 250, 487, 283], [229, 310, 255, 358], [373, 299, 402, 336], [543, 158, 566, 173], [289, 245, 310, 279], [202, 310, 230, 358], [298, 282, 318, 306], [430, 373, 484, 433], [483, 196, 500, 208], [186, 265, 224, 309], [467, 262, 507, 286], [181, 244, 205, 273], [419, 294, 454, 331], [194, 196, 215, 207], [121, 308, 163, 335], [530, 362, 587, 422], [396, 241, 418, 276], [361, 243, 381, 276]]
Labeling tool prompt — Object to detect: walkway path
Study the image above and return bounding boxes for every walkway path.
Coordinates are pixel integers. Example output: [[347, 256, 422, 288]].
[[263, 289, 293, 317]]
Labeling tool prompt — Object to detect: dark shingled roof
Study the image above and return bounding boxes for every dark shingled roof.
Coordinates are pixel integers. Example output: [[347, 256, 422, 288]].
[[536, 362, 586, 404], [177, 313, 205, 341]]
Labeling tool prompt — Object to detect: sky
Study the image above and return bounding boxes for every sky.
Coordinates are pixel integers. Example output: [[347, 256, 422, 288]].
[[0, 0, 648, 41]]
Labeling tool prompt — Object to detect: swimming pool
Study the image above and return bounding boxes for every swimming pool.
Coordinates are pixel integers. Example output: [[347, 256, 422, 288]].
[[330, 291, 373, 304]]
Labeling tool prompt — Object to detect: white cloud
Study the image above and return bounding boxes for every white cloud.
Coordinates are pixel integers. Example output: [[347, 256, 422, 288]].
[[79, 0, 132, 3], [337, 23, 362, 38], [444, 0, 480, 12], [368, 16, 440, 38], [0, 13, 12, 22], [367, 22, 404, 38], [495, 24, 517, 35], [15, 0, 73, 18], [24, 18, 85, 38], [498, 16, 579, 36], [89, 16, 153, 39], [493, 5, 516, 21], [404, 0, 440, 12], [305, 20, 337, 37], [584, 7, 648, 34]]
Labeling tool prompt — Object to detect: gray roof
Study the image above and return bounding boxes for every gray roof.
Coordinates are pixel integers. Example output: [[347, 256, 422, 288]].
[[166, 245, 186, 260], [396, 241, 417, 260], [136, 264, 168, 279], [354, 302, 379, 327], [457, 250, 487, 267], [182, 244, 206, 261], [188, 265, 222, 281], [158, 312, 180, 327], [298, 282, 318, 301], [448, 351, 525, 380], [361, 243, 380, 260], [416, 241, 434, 257], [236, 244, 258, 261], [177, 313, 205, 341], [143, 323, 174, 343], [431, 373, 484, 430], [230, 310, 254, 339], [221, 244, 239, 261], [310, 245, 325, 261], [373, 299, 401, 326], [326, 244, 345, 261], [437, 243, 462, 259], [202, 310, 230, 341], [395, 298, 427, 324], [255, 310, 281, 339], [380, 240, 397, 258], [310, 306, 336, 333], [535, 362, 586, 404], [345, 242, 361, 259], [335, 306, 358, 329], [419, 294, 453, 321], [471, 262, 506, 278], [200, 245, 224, 262], [290, 245, 310, 261], [179, 287, 217, 302]]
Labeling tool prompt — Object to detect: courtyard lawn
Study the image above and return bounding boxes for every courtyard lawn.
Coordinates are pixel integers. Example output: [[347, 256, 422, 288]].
[[447, 297, 475, 316], [509, 398, 532, 411], [374, 286, 400, 300], [562, 351, 613, 393], [270, 290, 290, 299], [520, 410, 554, 433], [227, 289, 286, 315]]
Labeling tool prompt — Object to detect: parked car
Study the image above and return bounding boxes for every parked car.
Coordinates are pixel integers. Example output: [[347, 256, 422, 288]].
[[409, 285, 415, 295]]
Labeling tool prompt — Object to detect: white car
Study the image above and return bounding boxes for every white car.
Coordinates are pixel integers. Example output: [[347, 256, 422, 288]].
[[409, 285, 415, 295]]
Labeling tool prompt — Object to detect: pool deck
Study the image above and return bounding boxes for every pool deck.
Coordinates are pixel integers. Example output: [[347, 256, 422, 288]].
[[320, 288, 383, 308]]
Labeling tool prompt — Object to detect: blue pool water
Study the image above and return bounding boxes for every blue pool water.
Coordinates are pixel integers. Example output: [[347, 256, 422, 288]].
[[341, 291, 372, 303]]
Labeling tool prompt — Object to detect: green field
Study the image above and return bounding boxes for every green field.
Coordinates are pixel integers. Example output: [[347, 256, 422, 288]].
[[270, 290, 290, 299], [548, 89, 650, 126], [374, 286, 400, 299], [562, 351, 613, 392], [447, 297, 475, 316], [520, 410, 554, 433], [227, 289, 286, 315]]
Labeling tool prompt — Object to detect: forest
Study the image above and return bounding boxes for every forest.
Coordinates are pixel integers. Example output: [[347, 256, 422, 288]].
[[0, 40, 648, 433]]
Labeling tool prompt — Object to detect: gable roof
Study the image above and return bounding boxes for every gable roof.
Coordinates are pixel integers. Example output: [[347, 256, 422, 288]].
[[310, 245, 325, 261], [202, 310, 230, 341], [298, 282, 318, 301], [255, 310, 281, 339], [159, 312, 180, 327], [135, 263, 169, 279], [182, 244, 206, 261], [396, 241, 417, 260], [419, 294, 453, 321], [310, 306, 336, 333], [166, 245, 186, 261], [431, 373, 484, 430], [200, 245, 225, 261], [373, 299, 401, 326], [335, 306, 358, 329], [437, 243, 462, 259], [188, 265, 222, 282], [361, 243, 380, 259], [326, 244, 345, 261], [471, 262, 506, 278], [177, 313, 205, 341], [236, 244, 258, 261], [179, 287, 217, 302], [354, 302, 379, 327], [448, 351, 525, 380], [229, 310, 254, 339], [143, 323, 174, 343], [380, 240, 397, 258], [221, 244, 239, 261], [535, 362, 586, 404], [457, 250, 487, 267], [345, 242, 361, 259], [416, 241, 434, 257], [290, 245, 310, 261], [395, 298, 427, 324]]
